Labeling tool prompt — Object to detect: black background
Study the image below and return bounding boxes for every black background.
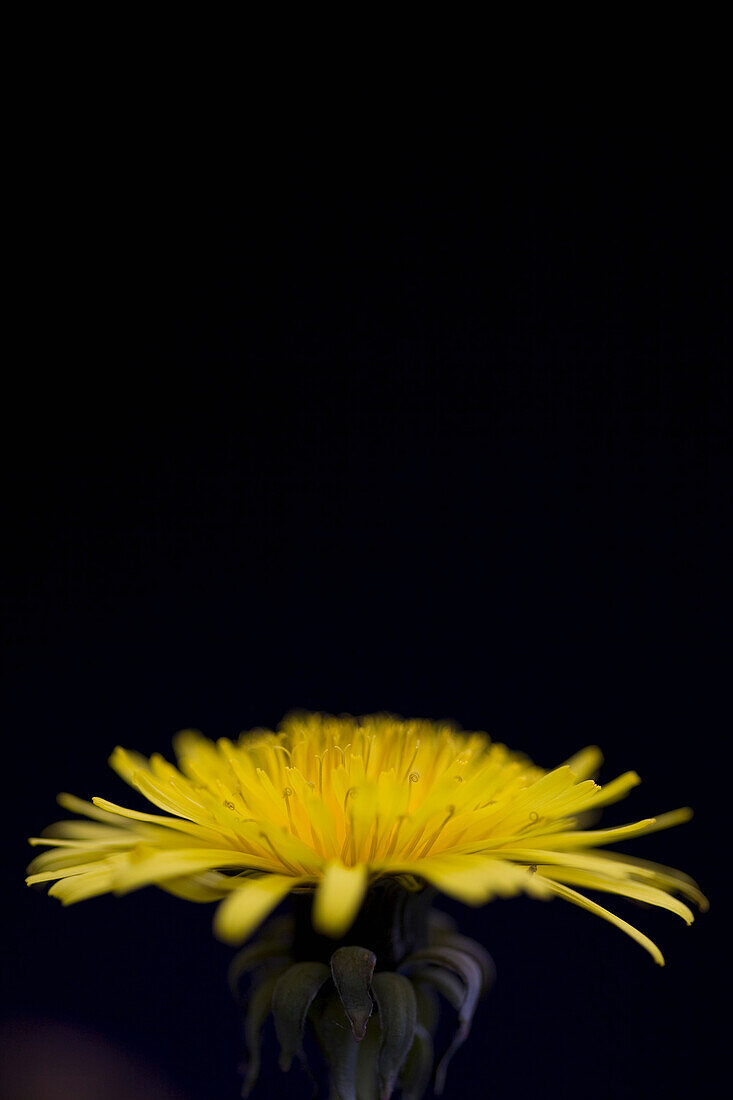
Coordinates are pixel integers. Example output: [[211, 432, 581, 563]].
[[1, 69, 727, 1098]]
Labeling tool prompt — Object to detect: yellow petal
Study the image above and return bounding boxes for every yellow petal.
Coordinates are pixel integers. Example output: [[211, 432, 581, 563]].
[[537, 815, 688, 850], [562, 745, 603, 779], [159, 871, 233, 903], [27, 848, 113, 876], [541, 878, 665, 965], [396, 853, 551, 904], [57, 792, 125, 825], [27, 856, 113, 885], [598, 850, 708, 910], [47, 860, 119, 904], [40, 820, 131, 842], [588, 770, 641, 809], [92, 797, 226, 844], [109, 746, 153, 782], [312, 861, 368, 936], [533, 865, 695, 924], [213, 874, 297, 944], [113, 847, 275, 893]]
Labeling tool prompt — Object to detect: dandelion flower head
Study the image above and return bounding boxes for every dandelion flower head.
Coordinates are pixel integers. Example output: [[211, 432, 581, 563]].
[[27, 712, 706, 962]]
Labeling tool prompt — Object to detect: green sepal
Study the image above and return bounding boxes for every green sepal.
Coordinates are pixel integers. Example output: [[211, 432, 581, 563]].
[[226, 932, 290, 1003], [427, 909, 456, 935], [355, 1017, 381, 1100], [271, 960, 331, 1071], [330, 945, 376, 1041], [412, 980, 440, 1036], [371, 972, 417, 1100], [400, 945, 482, 1033], [228, 916, 294, 1000], [414, 965, 465, 1011], [311, 989, 361, 1100], [400, 946, 483, 1095], [429, 928, 496, 994], [400, 1024, 434, 1100], [241, 963, 289, 1097]]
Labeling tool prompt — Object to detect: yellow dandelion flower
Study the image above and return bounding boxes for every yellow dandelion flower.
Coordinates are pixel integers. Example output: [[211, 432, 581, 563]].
[[27, 712, 706, 963]]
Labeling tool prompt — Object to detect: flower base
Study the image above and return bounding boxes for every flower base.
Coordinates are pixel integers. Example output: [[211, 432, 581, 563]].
[[229, 882, 495, 1099]]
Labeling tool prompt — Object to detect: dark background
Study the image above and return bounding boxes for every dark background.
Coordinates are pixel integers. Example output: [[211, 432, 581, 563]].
[[2, 77, 727, 1098]]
